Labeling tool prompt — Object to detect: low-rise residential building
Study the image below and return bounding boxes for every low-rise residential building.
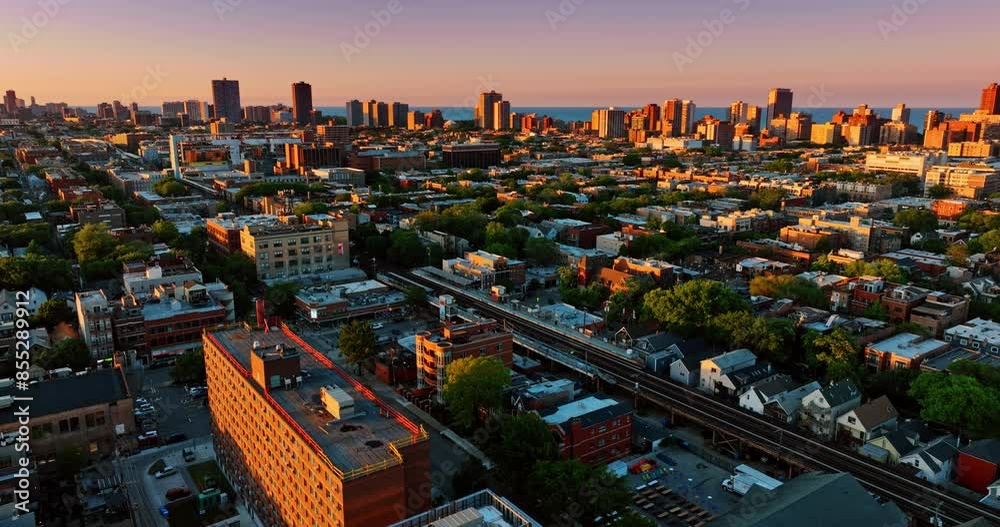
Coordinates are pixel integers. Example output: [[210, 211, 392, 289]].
[[837, 395, 898, 444], [142, 282, 227, 360], [442, 251, 526, 287], [387, 489, 540, 527], [956, 439, 1000, 495], [295, 280, 406, 324], [899, 436, 958, 484], [944, 318, 1000, 355], [239, 219, 350, 281], [908, 292, 969, 337], [415, 320, 513, 394], [122, 255, 203, 298], [924, 164, 1000, 199], [864, 333, 950, 373], [70, 200, 127, 228], [739, 375, 819, 424], [699, 349, 765, 396], [798, 379, 862, 440], [540, 394, 632, 465], [76, 290, 114, 359]]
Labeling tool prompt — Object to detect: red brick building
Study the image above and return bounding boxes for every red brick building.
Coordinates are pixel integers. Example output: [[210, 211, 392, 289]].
[[540, 394, 632, 465], [205, 325, 431, 527], [415, 320, 513, 394], [561, 223, 613, 249]]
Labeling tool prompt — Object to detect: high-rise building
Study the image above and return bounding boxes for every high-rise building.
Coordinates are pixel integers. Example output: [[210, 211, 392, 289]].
[[204, 325, 431, 527], [363, 99, 378, 127], [183, 100, 206, 122], [389, 102, 409, 128], [642, 103, 660, 132], [680, 100, 697, 135], [493, 100, 511, 131], [112, 100, 127, 122], [597, 108, 627, 139], [475, 91, 503, 129], [924, 110, 944, 134], [662, 98, 682, 137], [696, 117, 735, 151], [426, 109, 444, 129], [243, 106, 270, 123], [980, 82, 1000, 115], [728, 100, 749, 125], [891, 103, 911, 124], [161, 101, 186, 118], [4, 90, 18, 114], [96, 102, 114, 120], [316, 124, 351, 145], [407, 110, 425, 130], [746, 105, 762, 133], [211, 78, 242, 123], [374, 101, 390, 127], [345, 99, 364, 127], [766, 88, 794, 124], [291, 81, 313, 125]]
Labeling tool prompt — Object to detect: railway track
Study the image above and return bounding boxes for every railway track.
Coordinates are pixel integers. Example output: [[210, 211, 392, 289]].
[[392, 270, 1000, 526]]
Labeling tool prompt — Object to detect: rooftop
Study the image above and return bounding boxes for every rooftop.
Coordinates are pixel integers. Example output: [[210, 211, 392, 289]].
[[540, 394, 628, 428], [0, 368, 129, 424], [869, 333, 949, 360], [206, 326, 424, 476]]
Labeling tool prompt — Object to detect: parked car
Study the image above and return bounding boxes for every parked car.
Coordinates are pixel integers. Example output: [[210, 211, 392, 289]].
[[372, 323, 385, 330], [182, 448, 195, 462], [166, 433, 187, 445], [187, 386, 207, 397], [154, 466, 177, 479], [165, 487, 190, 501]]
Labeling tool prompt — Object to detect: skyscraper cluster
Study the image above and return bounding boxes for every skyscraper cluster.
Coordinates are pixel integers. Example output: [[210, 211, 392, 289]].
[[475, 90, 513, 130]]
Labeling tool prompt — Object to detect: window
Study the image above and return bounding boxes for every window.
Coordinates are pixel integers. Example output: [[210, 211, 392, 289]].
[[598, 425, 607, 433], [89, 442, 98, 453], [59, 419, 69, 433], [86, 414, 95, 428], [848, 416, 857, 425]]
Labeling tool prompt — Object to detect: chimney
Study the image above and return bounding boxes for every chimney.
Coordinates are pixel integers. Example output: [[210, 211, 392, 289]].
[[255, 297, 267, 329]]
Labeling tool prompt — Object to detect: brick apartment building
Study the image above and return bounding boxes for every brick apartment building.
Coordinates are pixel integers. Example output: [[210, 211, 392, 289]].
[[415, 320, 513, 394], [540, 394, 632, 465], [204, 325, 430, 527]]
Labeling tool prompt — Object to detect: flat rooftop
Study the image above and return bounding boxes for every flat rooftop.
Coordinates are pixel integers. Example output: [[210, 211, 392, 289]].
[[0, 368, 129, 424], [870, 333, 948, 359], [208, 326, 421, 474]]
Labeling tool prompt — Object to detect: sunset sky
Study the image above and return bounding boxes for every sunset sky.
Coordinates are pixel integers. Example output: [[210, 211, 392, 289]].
[[5, 0, 999, 108]]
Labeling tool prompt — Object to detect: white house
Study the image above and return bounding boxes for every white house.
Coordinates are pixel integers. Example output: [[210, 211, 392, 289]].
[[836, 395, 898, 444], [699, 349, 756, 395], [899, 436, 957, 484], [740, 375, 819, 424], [0, 287, 49, 327], [798, 379, 862, 440]]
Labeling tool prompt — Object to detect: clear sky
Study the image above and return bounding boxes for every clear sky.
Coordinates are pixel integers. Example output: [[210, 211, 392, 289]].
[[4, 0, 998, 108]]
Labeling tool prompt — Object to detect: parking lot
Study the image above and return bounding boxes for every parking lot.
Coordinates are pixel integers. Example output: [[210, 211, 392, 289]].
[[129, 366, 212, 449]]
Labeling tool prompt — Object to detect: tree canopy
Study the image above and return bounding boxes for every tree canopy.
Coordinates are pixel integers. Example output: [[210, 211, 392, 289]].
[[909, 367, 1000, 439], [339, 320, 378, 375], [171, 348, 206, 386], [644, 280, 748, 335], [804, 329, 862, 383], [36, 338, 90, 371], [893, 208, 938, 233], [443, 356, 511, 430], [843, 259, 907, 283], [749, 275, 828, 308]]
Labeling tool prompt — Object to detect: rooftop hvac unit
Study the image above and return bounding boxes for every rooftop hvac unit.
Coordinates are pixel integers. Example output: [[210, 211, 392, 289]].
[[320, 385, 355, 420]]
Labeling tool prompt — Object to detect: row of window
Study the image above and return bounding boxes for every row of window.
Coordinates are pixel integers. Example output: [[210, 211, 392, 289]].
[[31, 411, 108, 438]]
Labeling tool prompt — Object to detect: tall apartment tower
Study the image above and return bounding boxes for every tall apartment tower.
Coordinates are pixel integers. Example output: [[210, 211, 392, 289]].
[[924, 110, 944, 134], [891, 103, 911, 124], [728, 100, 749, 124], [662, 98, 683, 137], [766, 88, 793, 124], [389, 102, 409, 128], [981, 82, 1000, 115], [211, 78, 242, 123], [374, 101, 390, 127], [493, 100, 511, 131], [680, 100, 697, 135], [345, 99, 364, 127], [363, 99, 378, 127], [598, 108, 627, 139], [746, 105, 762, 132], [4, 90, 17, 114], [642, 104, 661, 132], [291, 81, 313, 125], [475, 91, 503, 129]]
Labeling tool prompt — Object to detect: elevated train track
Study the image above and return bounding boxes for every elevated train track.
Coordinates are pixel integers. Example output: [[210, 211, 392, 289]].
[[389, 270, 1000, 526]]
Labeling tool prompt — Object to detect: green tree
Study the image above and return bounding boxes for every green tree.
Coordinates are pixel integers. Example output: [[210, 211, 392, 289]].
[[72, 223, 117, 263], [713, 311, 795, 365], [749, 275, 828, 308], [154, 177, 189, 197], [893, 208, 939, 233], [35, 299, 74, 328], [404, 286, 427, 308], [387, 230, 426, 268], [926, 184, 952, 199], [523, 237, 557, 265], [909, 371, 1000, 439], [36, 338, 90, 371], [443, 356, 511, 430], [749, 188, 787, 210], [339, 320, 378, 375], [863, 301, 889, 321], [152, 220, 180, 244], [293, 202, 330, 217], [844, 259, 907, 282], [804, 330, 861, 383], [977, 229, 1000, 252], [0, 256, 74, 292], [171, 348, 206, 385], [493, 413, 558, 486], [264, 281, 300, 319], [527, 460, 632, 525], [644, 280, 748, 335]]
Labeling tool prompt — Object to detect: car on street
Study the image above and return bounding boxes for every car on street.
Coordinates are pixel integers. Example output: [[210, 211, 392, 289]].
[[154, 466, 177, 479], [166, 433, 188, 445], [182, 448, 196, 462]]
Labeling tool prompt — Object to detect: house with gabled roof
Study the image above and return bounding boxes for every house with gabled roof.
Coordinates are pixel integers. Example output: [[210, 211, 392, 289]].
[[899, 435, 958, 484], [837, 395, 898, 444], [798, 379, 861, 440]]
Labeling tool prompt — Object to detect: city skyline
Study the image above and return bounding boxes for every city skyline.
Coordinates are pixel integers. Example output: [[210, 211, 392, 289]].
[[4, 0, 999, 107]]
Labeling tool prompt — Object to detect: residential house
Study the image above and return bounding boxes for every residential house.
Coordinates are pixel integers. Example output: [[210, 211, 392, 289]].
[[540, 394, 632, 465], [944, 319, 1000, 356], [836, 395, 898, 444], [698, 349, 757, 395], [866, 419, 940, 465], [899, 436, 958, 484], [798, 379, 862, 440], [956, 439, 1000, 494], [669, 347, 716, 387], [762, 382, 821, 424], [864, 333, 950, 373]]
